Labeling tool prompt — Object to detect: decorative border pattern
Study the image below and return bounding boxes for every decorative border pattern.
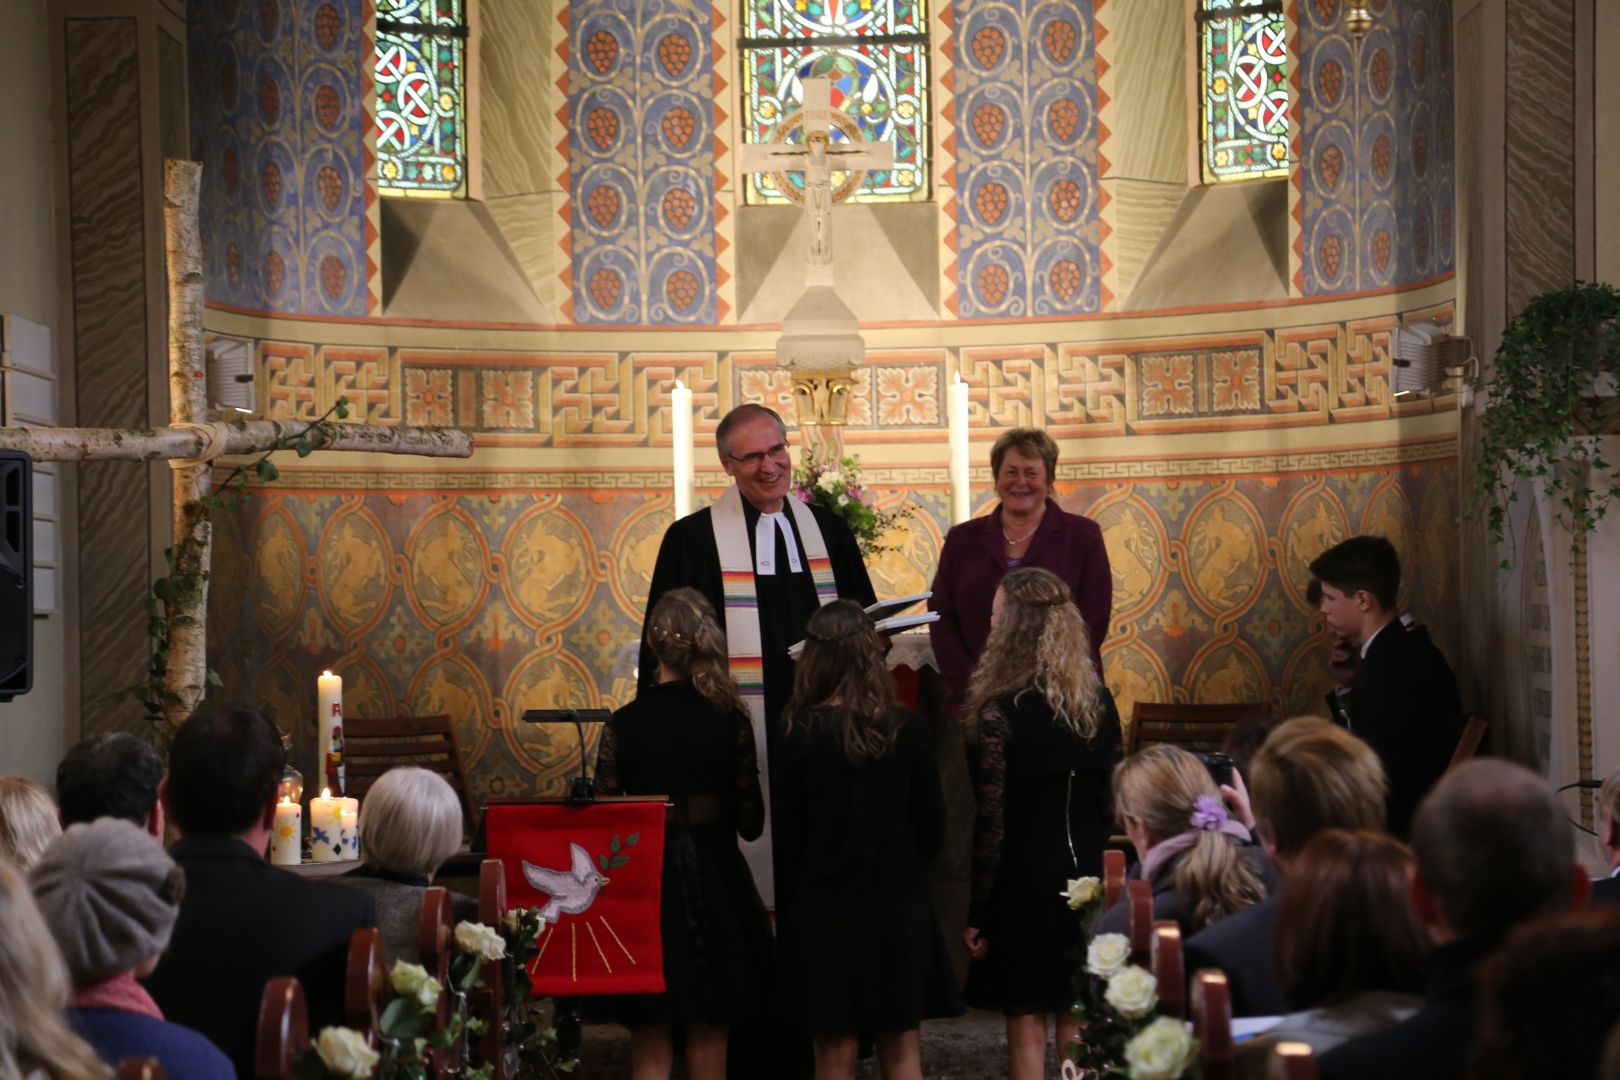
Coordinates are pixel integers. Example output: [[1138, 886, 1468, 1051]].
[[935, 3, 962, 317], [1094, 0, 1117, 310]]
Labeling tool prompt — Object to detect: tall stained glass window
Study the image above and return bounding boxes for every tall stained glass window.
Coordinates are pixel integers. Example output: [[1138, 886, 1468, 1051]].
[[1198, 0, 1289, 183], [740, 0, 929, 205], [375, 0, 467, 197]]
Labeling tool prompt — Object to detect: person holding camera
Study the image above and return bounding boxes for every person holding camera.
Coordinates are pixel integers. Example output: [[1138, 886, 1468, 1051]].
[[1089, 744, 1275, 942]]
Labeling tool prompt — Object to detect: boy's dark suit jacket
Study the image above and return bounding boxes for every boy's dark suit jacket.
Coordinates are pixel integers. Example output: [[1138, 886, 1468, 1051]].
[[1592, 875, 1620, 907], [144, 835, 377, 1078], [1331, 621, 1461, 838], [1182, 892, 1285, 1017]]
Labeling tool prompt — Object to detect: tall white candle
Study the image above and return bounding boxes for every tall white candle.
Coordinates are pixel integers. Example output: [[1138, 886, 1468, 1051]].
[[947, 373, 971, 524], [338, 797, 361, 860], [317, 670, 344, 795], [270, 798, 302, 866], [672, 380, 693, 519], [309, 788, 345, 863]]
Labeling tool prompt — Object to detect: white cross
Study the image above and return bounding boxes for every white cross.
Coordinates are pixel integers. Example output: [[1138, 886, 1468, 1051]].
[[738, 78, 895, 282]]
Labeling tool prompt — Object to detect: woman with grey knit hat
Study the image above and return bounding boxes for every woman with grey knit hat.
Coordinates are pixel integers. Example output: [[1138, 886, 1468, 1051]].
[[29, 818, 233, 1079]]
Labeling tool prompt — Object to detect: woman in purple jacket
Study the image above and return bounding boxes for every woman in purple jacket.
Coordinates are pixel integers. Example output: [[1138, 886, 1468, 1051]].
[[928, 428, 1113, 715]]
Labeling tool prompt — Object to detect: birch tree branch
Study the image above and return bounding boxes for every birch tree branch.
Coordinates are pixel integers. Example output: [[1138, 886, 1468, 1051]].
[[0, 421, 474, 462]]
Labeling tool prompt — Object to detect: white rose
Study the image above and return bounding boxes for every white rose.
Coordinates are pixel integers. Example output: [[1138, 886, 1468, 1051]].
[[837, 494, 850, 506], [314, 1027, 380, 1079], [1122, 1015, 1197, 1080], [816, 470, 843, 491], [1063, 876, 1102, 910], [1085, 933, 1131, 978], [454, 920, 507, 962], [388, 960, 440, 1009], [1105, 965, 1159, 1019], [502, 909, 522, 934]]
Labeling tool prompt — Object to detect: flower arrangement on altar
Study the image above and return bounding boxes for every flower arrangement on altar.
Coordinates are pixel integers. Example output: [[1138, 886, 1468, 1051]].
[[1061, 877, 1200, 1080], [791, 451, 909, 556]]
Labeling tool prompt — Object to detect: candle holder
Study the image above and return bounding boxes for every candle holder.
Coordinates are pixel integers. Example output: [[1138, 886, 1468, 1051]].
[[277, 730, 304, 805]]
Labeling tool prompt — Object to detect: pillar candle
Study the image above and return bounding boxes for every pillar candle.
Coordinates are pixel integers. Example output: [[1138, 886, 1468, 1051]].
[[317, 671, 345, 795], [270, 798, 302, 866], [338, 797, 361, 860], [947, 373, 971, 524], [309, 788, 345, 863], [672, 380, 693, 519]]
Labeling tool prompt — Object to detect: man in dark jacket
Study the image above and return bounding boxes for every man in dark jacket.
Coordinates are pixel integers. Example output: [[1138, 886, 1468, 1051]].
[[143, 705, 375, 1078], [1594, 768, 1620, 907]]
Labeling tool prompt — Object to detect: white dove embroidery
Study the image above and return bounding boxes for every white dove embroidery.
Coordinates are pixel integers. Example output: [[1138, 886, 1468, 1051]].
[[521, 842, 609, 922]]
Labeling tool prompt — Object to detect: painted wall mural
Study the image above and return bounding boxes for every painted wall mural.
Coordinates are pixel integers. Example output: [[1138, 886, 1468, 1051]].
[[190, 0, 372, 317], [1296, 0, 1455, 294]]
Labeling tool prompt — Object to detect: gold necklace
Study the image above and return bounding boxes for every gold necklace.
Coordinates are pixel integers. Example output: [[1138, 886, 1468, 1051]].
[[1003, 517, 1041, 546]]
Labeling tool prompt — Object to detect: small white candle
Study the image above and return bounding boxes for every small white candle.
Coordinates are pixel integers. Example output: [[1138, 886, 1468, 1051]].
[[338, 797, 361, 860], [947, 373, 971, 524], [317, 671, 344, 794], [309, 787, 345, 863], [270, 798, 302, 866], [672, 380, 694, 519]]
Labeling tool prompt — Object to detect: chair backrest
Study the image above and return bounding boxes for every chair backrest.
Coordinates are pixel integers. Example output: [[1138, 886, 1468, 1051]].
[[1192, 970, 1234, 1080], [1127, 879, 1154, 964], [1151, 921, 1185, 1018], [1268, 1041, 1319, 1080], [471, 859, 508, 1080], [1103, 849, 1127, 910], [1448, 714, 1489, 771], [345, 928, 386, 1046], [255, 977, 309, 1080], [116, 1060, 165, 1080], [341, 715, 474, 829], [1126, 701, 1272, 756]]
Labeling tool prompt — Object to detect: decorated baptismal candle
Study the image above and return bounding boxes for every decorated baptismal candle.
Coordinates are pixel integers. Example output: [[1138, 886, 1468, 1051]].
[[318, 671, 345, 795], [270, 798, 302, 866], [309, 788, 345, 863], [338, 797, 360, 860]]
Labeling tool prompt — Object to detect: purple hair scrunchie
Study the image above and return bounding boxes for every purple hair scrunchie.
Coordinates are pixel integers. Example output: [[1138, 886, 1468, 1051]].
[[1189, 794, 1229, 832]]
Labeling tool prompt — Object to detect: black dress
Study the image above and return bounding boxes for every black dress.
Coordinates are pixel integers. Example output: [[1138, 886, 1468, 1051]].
[[772, 706, 964, 1036], [593, 679, 772, 1027], [965, 688, 1123, 1015]]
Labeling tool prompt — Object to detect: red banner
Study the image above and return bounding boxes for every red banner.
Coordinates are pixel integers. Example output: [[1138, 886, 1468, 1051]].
[[485, 800, 666, 997]]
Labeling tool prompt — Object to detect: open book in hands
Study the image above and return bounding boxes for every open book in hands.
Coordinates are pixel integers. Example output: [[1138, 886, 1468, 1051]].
[[788, 593, 938, 659]]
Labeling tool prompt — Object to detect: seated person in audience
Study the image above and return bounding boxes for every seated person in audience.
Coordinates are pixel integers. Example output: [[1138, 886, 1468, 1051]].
[[1468, 907, 1620, 1080], [0, 776, 61, 871], [1593, 767, 1620, 907], [1235, 830, 1425, 1074], [31, 818, 233, 1078], [1090, 744, 1272, 941], [1219, 714, 1281, 788], [56, 732, 166, 838], [142, 704, 376, 1078], [1309, 536, 1461, 837], [1185, 717, 1387, 1016], [335, 766, 476, 964], [1318, 759, 1590, 1080], [0, 857, 106, 1080]]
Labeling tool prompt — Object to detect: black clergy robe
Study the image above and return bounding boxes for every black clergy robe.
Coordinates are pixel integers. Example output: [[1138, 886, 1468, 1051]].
[[638, 498, 876, 737]]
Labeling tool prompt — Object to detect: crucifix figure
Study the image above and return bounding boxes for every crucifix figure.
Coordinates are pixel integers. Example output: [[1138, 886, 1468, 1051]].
[[738, 78, 895, 285]]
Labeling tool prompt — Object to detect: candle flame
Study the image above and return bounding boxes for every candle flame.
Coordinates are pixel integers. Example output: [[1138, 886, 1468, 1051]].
[[280, 796, 293, 806], [321, 787, 331, 799], [322, 670, 333, 677], [675, 379, 686, 391], [954, 372, 963, 385]]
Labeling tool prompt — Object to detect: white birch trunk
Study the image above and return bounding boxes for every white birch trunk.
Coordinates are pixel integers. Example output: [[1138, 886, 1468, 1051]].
[[0, 421, 473, 461]]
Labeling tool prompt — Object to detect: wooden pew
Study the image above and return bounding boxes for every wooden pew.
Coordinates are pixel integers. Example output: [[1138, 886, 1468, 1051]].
[[255, 977, 310, 1080], [469, 858, 508, 1079], [1102, 849, 1127, 910], [1126, 879, 1154, 964], [1151, 921, 1185, 1018], [418, 886, 457, 1079], [1192, 970, 1234, 1080], [115, 1060, 164, 1080], [1269, 1041, 1319, 1080], [346, 927, 386, 1046]]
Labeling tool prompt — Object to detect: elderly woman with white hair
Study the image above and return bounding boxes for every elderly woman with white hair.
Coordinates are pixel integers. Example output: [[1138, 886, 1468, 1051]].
[[336, 767, 476, 963]]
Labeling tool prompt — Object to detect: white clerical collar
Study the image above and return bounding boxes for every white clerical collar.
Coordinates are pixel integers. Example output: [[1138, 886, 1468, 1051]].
[[754, 510, 802, 576]]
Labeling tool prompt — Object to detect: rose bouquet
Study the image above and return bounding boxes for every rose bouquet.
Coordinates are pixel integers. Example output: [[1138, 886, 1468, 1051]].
[[791, 451, 909, 557]]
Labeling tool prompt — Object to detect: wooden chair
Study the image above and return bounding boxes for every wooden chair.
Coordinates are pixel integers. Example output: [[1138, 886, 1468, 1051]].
[[345, 928, 386, 1046], [341, 715, 475, 828], [255, 977, 309, 1080], [115, 1060, 165, 1080], [1269, 1041, 1319, 1080], [1125, 701, 1272, 756], [418, 887, 457, 1078], [1192, 970, 1234, 1080], [1126, 879, 1154, 964], [1102, 848, 1127, 910], [469, 859, 508, 1079], [1448, 714, 1489, 771], [1151, 921, 1185, 1018]]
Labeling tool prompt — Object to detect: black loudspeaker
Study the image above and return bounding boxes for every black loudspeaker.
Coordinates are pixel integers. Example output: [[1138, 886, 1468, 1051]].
[[0, 452, 32, 702]]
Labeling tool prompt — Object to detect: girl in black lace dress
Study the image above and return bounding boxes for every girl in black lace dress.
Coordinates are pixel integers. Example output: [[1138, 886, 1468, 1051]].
[[962, 566, 1122, 1080], [594, 587, 771, 1080], [773, 600, 963, 1080]]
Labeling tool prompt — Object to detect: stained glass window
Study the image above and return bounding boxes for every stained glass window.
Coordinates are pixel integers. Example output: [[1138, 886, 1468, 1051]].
[[375, 0, 467, 198], [740, 1, 929, 205], [1198, 0, 1290, 184]]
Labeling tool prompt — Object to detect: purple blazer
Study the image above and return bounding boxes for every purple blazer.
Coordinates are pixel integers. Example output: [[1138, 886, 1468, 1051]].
[[927, 500, 1112, 714]]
